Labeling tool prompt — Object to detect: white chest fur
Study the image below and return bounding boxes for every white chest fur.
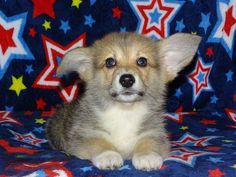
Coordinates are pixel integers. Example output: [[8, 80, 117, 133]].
[[96, 102, 148, 158]]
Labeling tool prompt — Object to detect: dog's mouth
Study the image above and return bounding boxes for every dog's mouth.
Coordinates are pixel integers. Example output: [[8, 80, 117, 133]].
[[110, 90, 145, 102]]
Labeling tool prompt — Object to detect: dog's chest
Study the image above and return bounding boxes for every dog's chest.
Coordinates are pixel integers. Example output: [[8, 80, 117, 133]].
[[97, 103, 148, 157]]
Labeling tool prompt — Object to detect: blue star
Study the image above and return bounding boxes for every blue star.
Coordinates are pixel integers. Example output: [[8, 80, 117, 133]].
[[33, 127, 44, 133], [199, 13, 211, 34], [149, 8, 162, 24], [222, 144, 234, 148], [171, 151, 183, 156], [60, 20, 71, 34], [53, 56, 62, 78], [206, 128, 218, 132], [120, 27, 126, 32], [197, 71, 205, 83], [39, 154, 54, 158], [56, 56, 62, 65], [225, 70, 233, 82], [5, 106, 14, 111], [175, 88, 183, 98], [80, 166, 93, 172], [211, 112, 222, 116], [84, 14, 95, 28], [210, 95, 218, 104], [90, 0, 96, 6], [207, 157, 224, 163], [25, 64, 34, 74], [21, 144, 33, 148], [35, 170, 47, 177], [175, 19, 185, 32], [189, 0, 196, 3], [119, 165, 131, 170], [2, 123, 11, 127]]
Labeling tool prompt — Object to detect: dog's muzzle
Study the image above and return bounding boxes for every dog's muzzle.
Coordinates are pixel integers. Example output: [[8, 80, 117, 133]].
[[110, 73, 145, 103]]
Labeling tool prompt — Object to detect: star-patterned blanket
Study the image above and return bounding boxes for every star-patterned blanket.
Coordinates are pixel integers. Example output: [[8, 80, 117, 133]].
[[0, 0, 236, 176]]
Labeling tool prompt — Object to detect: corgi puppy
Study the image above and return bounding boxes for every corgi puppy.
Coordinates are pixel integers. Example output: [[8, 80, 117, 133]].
[[46, 32, 201, 171]]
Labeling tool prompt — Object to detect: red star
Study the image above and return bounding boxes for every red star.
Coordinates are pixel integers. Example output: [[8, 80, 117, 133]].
[[44, 169, 60, 177], [233, 93, 236, 102], [205, 146, 221, 151], [165, 106, 196, 123], [36, 98, 47, 110], [41, 107, 56, 117], [31, 0, 56, 19], [225, 108, 236, 123], [200, 119, 216, 125], [33, 33, 86, 103], [0, 139, 39, 154], [223, 6, 236, 37], [0, 25, 16, 55], [24, 111, 34, 116], [14, 161, 66, 170], [167, 133, 173, 139], [169, 147, 207, 167], [10, 130, 46, 146], [160, 164, 167, 170], [0, 111, 22, 125], [29, 27, 37, 37], [137, 0, 174, 38], [189, 59, 212, 97], [112, 6, 122, 19], [206, 47, 213, 58], [208, 168, 225, 177], [227, 124, 236, 128], [172, 133, 211, 147]]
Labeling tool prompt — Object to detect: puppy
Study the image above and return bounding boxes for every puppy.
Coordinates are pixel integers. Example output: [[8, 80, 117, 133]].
[[46, 32, 201, 171]]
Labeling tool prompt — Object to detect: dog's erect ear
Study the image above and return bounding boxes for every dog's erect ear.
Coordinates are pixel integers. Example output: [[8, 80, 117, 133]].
[[157, 33, 201, 82], [57, 47, 94, 81]]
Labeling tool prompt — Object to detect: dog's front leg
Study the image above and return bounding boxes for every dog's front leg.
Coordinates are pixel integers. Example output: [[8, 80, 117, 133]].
[[132, 136, 170, 171], [76, 138, 123, 170]]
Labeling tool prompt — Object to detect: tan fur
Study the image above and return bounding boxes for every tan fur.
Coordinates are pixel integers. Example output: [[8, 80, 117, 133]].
[[133, 137, 170, 159], [76, 138, 116, 159]]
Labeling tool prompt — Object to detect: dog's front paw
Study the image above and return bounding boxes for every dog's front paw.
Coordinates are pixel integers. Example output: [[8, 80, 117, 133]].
[[132, 152, 163, 171], [92, 150, 123, 170]]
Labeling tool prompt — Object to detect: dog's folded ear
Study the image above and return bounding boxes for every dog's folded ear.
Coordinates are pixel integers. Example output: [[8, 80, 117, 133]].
[[157, 33, 201, 82], [57, 47, 94, 81]]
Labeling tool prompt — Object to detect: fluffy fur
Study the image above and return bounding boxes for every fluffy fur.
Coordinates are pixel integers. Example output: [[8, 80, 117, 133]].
[[46, 32, 201, 171]]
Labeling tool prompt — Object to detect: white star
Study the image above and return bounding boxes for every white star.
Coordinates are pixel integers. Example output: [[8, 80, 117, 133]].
[[0, 12, 34, 79], [208, 0, 236, 58]]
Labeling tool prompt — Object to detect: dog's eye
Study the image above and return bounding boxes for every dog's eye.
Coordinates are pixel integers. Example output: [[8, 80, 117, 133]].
[[137, 57, 147, 67], [105, 57, 116, 68]]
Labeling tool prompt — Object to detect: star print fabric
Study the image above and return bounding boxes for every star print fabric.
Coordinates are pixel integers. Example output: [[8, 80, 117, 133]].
[[0, 0, 236, 176]]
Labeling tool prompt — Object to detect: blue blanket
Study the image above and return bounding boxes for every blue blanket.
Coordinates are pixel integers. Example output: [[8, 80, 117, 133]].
[[0, 0, 236, 176]]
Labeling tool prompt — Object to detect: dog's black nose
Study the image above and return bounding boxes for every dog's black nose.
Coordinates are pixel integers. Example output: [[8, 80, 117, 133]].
[[119, 74, 135, 88]]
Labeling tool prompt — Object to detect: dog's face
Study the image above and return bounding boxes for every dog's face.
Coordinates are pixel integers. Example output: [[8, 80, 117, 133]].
[[91, 33, 162, 103], [58, 32, 201, 103]]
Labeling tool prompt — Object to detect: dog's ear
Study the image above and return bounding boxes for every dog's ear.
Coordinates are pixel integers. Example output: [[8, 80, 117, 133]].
[[57, 47, 94, 81], [157, 33, 201, 82]]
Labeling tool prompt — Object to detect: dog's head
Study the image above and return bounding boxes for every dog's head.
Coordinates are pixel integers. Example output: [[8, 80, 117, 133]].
[[58, 32, 201, 103]]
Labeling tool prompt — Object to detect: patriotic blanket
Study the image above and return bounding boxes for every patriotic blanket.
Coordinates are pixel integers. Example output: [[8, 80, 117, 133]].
[[0, 0, 236, 176]]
